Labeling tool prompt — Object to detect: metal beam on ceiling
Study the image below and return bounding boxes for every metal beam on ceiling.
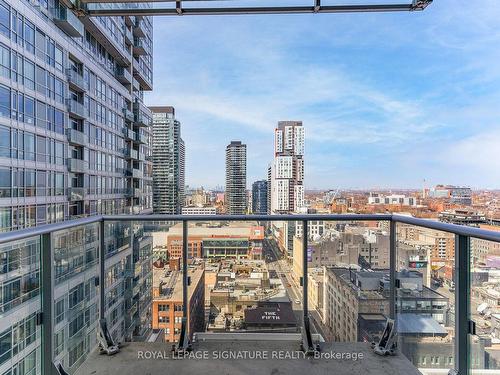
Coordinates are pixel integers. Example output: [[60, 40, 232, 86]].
[[83, 1, 432, 16]]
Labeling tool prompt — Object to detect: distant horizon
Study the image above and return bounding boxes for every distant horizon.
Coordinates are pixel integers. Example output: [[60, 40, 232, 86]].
[[185, 185, 500, 193]]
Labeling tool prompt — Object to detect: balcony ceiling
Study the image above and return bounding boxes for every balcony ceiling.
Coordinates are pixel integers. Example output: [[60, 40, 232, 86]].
[[75, 0, 433, 17]]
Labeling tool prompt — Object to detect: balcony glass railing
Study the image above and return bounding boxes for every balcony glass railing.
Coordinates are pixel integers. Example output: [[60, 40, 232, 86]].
[[67, 128, 88, 146], [123, 107, 135, 122], [52, 5, 84, 38], [66, 69, 86, 91], [67, 158, 89, 173], [115, 67, 133, 85], [66, 99, 87, 119], [133, 37, 147, 55], [1, 214, 499, 375]]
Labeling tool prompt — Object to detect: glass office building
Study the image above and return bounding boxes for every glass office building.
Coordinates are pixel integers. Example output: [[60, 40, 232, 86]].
[[0, 0, 153, 373]]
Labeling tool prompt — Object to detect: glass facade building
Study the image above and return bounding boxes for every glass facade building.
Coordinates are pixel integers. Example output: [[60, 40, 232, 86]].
[[0, 0, 153, 374], [150, 106, 185, 214], [252, 180, 267, 215]]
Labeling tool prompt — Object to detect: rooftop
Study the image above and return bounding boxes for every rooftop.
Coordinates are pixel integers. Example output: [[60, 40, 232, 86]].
[[153, 261, 205, 301]]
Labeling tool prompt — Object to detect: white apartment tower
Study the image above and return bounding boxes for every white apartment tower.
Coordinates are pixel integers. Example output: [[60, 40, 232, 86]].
[[269, 121, 305, 213], [225, 141, 247, 215]]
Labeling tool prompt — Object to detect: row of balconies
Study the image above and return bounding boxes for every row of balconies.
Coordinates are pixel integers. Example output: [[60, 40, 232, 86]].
[[133, 59, 153, 91], [133, 101, 150, 127], [53, 6, 152, 95], [67, 187, 146, 201]]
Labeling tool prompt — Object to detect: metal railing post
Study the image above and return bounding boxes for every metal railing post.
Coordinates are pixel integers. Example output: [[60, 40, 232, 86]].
[[99, 219, 106, 320], [455, 234, 470, 375], [301, 219, 314, 353], [177, 219, 191, 351], [389, 220, 396, 320], [41, 232, 54, 375]]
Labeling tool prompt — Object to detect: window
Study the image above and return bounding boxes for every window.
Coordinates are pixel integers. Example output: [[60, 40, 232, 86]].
[[25, 169, 35, 197], [24, 21, 35, 54], [55, 46, 63, 72], [54, 329, 64, 356], [0, 207, 11, 231], [24, 95, 34, 125], [36, 169, 45, 196], [35, 65, 46, 96], [54, 109, 64, 134], [0, 43, 9, 79], [0, 167, 10, 197], [0, 328, 12, 365], [54, 77, 64, 104], [36, 101, 47, 129], [0, 84, 9, 118], [158, 316, 169, 324], [158, 304, 169, 312], [10, 51, 20, 83], [23, 59, 35, 90], [24, 133, 34, 161], [35, 29, 45, 61], [0, 0, 9, 38], [0, 126, 9, 157], [55, 173, 64, 195], [55, 297, 64, 324], [55, 142, 64, 166]]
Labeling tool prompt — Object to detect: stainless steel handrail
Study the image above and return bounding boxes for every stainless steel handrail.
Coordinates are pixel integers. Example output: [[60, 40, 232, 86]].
[[1, 213, 500, 245]]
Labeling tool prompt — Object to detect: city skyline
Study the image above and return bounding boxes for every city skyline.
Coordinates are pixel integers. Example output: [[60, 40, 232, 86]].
[[146, 0, 500, 190]]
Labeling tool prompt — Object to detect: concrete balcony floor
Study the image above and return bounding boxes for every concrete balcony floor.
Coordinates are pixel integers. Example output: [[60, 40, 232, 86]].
[[75, 333, 421, 375]]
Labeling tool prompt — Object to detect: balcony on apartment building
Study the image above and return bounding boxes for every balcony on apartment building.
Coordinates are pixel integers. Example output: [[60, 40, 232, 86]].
[[68, 187, 86, 201], [67, 128, 89, 147], [67, 157, 89, 173], [124, 26, 134, 46], [133, 37, 147, 56], [123, 107, 135, 123], [52, 5, 84, 38], [133, 19, 147, 38], [66, 98, 87, 119], [66, 69, 87, 92], [115, 66, 133, 86], [1, 213, 499, 375]]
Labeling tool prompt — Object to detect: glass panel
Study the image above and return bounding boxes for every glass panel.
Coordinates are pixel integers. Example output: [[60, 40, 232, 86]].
[[104, 220, 153, 344], [396, 223, 454, 373], [315, 219, 391, 343], [52, 222, 100, 371], [0, 235, 41, 374], [161, 219, 300, 339], [469, 233, 500, 373]]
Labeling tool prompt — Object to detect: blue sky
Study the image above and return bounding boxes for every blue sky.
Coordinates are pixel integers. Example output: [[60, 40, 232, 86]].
[[145, 0, 500, 190]]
